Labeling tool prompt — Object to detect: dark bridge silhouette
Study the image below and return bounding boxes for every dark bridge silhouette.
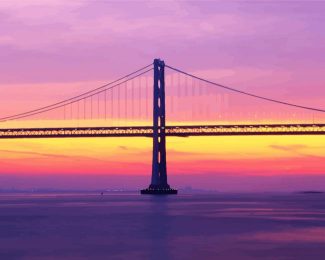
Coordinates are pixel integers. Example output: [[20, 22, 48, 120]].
[[1, 124, 325, 138], [1, 59, 325, 194]]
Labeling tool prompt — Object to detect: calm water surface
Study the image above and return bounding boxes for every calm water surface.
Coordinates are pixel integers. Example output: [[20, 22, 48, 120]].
[[0, 192, 325, 259]]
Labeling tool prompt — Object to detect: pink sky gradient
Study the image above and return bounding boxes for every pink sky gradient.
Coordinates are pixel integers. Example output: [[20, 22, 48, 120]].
[[0, 1, 325, 117], [1, 1, 325, 115], [0, 1, 325, 191]]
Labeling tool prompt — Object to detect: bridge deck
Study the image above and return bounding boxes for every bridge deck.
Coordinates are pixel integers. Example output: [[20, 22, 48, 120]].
[[0, 124, 325, 138]]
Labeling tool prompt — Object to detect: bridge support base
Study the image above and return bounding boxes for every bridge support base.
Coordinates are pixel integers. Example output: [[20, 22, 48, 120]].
[[141, 185, 178, 195]]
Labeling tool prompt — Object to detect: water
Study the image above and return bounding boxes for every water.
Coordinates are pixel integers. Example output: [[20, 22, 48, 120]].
[[0, 192, 325, 259]]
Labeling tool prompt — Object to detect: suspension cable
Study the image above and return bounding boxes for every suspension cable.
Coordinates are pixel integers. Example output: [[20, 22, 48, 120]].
[[0, 68, 153, 122], [0, 63, 153, 121], [166, 64, 325, 113]]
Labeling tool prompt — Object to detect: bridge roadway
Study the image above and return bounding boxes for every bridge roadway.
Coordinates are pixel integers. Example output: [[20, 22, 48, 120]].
[[0, 124, 325, 138]]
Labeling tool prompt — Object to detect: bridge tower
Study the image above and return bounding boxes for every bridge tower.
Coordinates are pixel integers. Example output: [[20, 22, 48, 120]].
[[141, 59, 177, 195]]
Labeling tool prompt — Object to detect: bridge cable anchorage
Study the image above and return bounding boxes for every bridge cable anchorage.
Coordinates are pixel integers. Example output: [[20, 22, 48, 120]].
[[165, 64, 325, 113], [0, 67, 153, 122]]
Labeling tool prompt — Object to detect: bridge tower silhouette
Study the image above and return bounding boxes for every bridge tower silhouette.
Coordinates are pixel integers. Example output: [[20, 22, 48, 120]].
[[1, 58, 325, 194], [141, 59, 177, 195]]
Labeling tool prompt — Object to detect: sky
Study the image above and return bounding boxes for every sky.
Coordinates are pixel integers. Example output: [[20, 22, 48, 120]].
[[0, 0, 325, 191]]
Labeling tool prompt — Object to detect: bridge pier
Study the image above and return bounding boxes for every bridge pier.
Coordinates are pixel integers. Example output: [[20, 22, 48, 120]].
[[141, 59, 177, 195]]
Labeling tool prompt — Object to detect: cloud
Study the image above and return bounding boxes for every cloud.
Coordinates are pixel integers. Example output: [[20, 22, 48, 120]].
[[118, 146, 128, 151], [269, 144, 307, 152], [0, 35, 14, 45], [0, 1, 315, 52], [0, 0, 324, 117], [0, 149, 69, 158], [269, 144, 325, 161]]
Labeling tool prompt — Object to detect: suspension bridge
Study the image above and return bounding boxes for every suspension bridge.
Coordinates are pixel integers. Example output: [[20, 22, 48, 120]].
[[1, 59, 325, 194]]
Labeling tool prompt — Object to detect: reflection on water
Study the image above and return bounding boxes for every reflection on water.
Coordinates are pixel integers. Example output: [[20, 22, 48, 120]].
[[247, 227, 325, 243], [146, 196, 172, 259], [0, 192, 324, 259]]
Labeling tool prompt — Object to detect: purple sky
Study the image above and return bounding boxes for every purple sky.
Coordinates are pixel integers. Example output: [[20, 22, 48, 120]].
[[0, 1, 324, 115], [0, 1, 324, 92]]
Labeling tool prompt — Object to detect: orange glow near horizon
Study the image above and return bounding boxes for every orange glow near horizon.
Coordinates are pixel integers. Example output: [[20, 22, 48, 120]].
[[0, 135, 324, 177]]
